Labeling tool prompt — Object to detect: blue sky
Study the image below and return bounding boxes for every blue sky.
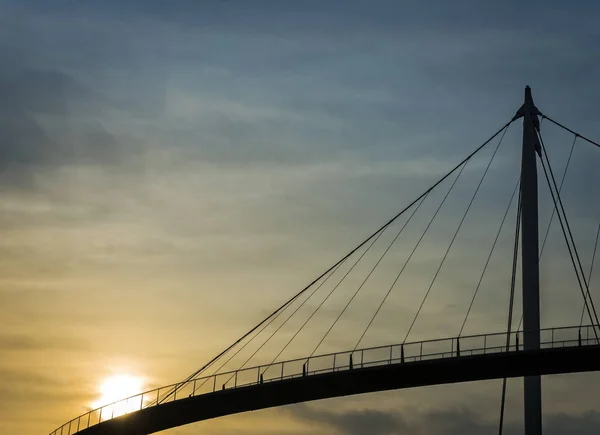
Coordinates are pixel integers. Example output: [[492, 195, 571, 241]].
[[1, 1, 600, 434]]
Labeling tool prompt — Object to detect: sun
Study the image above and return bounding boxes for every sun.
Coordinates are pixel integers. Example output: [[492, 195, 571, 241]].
[[91, 374, 145, 418]]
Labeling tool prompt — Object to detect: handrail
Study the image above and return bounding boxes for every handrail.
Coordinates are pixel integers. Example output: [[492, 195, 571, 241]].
[[49, 324, 599, 435]]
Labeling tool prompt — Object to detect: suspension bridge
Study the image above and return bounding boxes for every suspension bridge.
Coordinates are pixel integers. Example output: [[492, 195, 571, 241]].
[[50, 87, 600, 435]]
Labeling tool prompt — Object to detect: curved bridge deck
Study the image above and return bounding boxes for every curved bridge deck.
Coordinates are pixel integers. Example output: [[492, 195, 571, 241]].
[[51, 325, 600, 435]]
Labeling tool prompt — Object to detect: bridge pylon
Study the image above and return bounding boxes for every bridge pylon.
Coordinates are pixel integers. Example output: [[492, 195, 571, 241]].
[[517, 86, 543, 435]]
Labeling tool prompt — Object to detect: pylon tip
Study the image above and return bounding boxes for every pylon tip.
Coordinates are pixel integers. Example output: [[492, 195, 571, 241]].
[[524, 86, 533, 103]]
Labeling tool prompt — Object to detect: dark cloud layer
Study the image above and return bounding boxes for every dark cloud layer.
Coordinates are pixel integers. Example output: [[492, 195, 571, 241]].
[[5, 0, 600, 168], [0, 333, 88, 352], [289, 403, 600, 435], [0, 65, 122, 185]]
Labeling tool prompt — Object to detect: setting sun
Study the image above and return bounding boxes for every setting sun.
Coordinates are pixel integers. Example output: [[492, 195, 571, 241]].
[[91, 374, 145, 418]]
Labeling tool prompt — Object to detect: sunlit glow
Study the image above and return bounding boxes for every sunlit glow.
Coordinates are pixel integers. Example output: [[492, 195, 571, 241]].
[[91, 374, 146, 419]]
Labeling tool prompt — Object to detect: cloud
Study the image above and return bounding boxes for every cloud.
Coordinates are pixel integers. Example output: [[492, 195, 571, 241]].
[[0, 367, 63, 387], [0, 366, 91, 416], [291, 404, 406, 435], [0, 65, 125, 188], [546, 411, 600, 435], [287, 403, 600, 435], [0, 333, 88, 352]]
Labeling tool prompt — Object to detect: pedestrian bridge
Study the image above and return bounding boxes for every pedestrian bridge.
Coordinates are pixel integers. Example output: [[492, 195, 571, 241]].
[[49, 91, 600, 435], [51, 325, 600, 435]]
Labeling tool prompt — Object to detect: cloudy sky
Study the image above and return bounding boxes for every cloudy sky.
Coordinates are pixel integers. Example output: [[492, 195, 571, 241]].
[[1, 1, 600, 434]]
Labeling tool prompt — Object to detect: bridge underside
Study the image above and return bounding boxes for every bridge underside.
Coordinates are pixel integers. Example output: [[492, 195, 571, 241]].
[[79, 345, 600, 435]]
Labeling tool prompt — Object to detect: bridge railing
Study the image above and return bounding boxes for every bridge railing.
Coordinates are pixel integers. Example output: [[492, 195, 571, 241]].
[[50, 324, 598, 435]]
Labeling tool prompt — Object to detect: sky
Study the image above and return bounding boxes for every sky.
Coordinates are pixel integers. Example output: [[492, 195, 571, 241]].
[[1, 1, 600, 434]]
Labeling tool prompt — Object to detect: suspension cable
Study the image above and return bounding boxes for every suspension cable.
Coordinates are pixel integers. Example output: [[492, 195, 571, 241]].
[[540, 135, 594, 302], [305, 191, 429, 356], [539, 132, 600, 332], [262, 226, 388, 371], [404, 124, 510, 343], [540, 114, 600, 149], [507, 192, 522, 339], [222, 262, 345, 372], [538, 145, 600, 339], [267, 124, 513, 364], [237, 195, 424, 381], [540, 135, 577, 256], [580, 223, 600, 327], [222, 234, 381, 385], [190, 259, 345, 395], [151, 273, 314, 405], [353, 166, 467, 350], [498, 178, 522, 435], [517, 134, 576, 332], [158, 119, 514, 403], [459, 177, 520, 336]]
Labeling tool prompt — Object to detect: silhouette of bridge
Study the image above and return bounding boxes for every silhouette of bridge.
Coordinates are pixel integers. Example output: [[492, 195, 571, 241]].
[[50, 88, 600, 435]]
